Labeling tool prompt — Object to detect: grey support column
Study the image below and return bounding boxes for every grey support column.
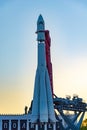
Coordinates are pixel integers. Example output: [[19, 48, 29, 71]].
[[0, 120, 2, 130], [18, 120, 20, 130], [44, 124, 47, 130], [53, 123, 56, 130], [9, 120, 11, 130], [35, 124, 38, 130], [27, 120, 29, 130]]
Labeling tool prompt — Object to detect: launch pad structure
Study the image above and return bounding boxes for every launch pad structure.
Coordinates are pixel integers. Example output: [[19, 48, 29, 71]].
[[0, 15, 87, 130]]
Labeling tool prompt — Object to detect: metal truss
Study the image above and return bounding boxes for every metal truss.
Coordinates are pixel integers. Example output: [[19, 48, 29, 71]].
[[53, 94, 87, 130]]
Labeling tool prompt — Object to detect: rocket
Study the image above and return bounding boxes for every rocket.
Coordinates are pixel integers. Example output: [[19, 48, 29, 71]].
[[31, 15, 56, 123]]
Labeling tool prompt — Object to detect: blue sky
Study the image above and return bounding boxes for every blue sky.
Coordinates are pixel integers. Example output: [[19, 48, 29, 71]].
[[0, 0, 87, 116]]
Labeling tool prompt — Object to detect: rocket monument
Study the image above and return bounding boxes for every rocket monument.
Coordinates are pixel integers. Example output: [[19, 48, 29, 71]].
[[31, 15, 56, 123]]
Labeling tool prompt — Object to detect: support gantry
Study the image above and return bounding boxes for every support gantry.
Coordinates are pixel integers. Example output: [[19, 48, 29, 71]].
[[53, 94, 87, 130]]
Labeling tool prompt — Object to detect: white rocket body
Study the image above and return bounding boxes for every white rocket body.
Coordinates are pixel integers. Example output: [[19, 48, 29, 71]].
[[31, 15, 56, 123]]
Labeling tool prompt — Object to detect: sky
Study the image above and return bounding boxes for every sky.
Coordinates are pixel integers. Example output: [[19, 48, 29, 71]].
[[0, 0, 87, 118]]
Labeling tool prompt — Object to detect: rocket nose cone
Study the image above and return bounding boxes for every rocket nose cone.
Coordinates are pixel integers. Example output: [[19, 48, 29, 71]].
[[37, 14, 44, 25], [37, 14, 45, 41]]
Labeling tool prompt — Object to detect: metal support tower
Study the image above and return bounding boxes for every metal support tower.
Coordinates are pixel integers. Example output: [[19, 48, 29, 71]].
[[53, 94, 87, 130]]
